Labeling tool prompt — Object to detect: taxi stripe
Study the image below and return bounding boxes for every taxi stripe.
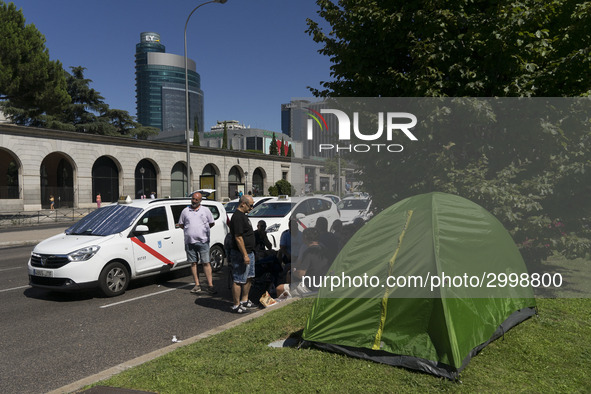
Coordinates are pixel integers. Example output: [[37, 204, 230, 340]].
[[130, 237, 174, 266], [297, 218, 307, 230]]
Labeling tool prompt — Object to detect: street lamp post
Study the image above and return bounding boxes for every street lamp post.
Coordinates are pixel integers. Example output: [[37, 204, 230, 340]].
[[337, 153, 341, 197], [184, 0, 228, 195], [244, 171, 249, 195], [140, 167, 145, 198]]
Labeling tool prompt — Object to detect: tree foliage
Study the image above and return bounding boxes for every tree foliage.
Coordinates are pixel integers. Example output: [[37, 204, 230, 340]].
[[44, 67, 158, 139], [307, 0, 591, 97], [280, 136, 286, 156], [269, 179, 294, 196], [222, 122, 228, 149], [323, 155, 346, 185], [307, 1, 591, 263], [269, 133, 278, 155], [0, 3, 157, 139], [0, 1, 69, 118]]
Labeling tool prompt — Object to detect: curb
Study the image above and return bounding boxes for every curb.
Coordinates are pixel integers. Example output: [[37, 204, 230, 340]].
[[48, 297, 299, 394], [0, 240, 43, 249]]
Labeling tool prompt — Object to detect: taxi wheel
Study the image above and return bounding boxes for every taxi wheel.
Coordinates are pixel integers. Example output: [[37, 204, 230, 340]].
[[210, 245, 225, 272], [99, 261, 129, 297]]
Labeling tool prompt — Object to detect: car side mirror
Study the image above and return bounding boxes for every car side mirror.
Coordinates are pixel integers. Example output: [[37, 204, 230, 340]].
[[296, 213, 306, 220], [134, 225, 149, 234]]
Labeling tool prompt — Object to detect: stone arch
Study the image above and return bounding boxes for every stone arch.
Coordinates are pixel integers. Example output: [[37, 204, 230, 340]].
[[200, 163, 219, 200], [171, 161, 188, 197], [228, 165, 244, 198], [40, 152, 77, 208], [0, 148, 21, 199], [92, 156, 121, 203], [252, 167, 266, 197], [135, 159, 159, 199]]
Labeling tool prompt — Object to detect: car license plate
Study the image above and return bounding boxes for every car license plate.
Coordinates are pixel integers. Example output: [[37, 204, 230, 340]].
[[34, 269, 53, 278]]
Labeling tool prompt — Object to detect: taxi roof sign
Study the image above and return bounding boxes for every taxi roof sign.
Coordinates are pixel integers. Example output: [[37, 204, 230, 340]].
[[118, 195, 133, 204]]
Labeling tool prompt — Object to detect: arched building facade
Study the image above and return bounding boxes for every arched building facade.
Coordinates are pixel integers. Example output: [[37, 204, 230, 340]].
[[0, 124, 296, 211]]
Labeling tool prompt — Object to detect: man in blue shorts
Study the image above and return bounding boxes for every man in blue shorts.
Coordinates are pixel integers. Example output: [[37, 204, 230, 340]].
[[229, 195, 256, 313], [178, 192, 217, 295]]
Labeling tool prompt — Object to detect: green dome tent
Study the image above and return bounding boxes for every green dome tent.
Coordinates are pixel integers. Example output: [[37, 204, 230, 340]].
[[302, 192, 536, 379]]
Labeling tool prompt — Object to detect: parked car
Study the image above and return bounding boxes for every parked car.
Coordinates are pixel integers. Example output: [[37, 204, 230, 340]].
[[224, 196, 276, 220], [28, 197, 229, 297], [191, 189, 216, 199], [344, 191, 370, 199], [322, 194, 341, 205], [337, 196, 373, 225], [247, 196, 341, 249]]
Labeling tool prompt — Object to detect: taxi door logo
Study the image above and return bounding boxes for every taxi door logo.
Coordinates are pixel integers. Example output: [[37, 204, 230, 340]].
[[157, 240, 162, 249]]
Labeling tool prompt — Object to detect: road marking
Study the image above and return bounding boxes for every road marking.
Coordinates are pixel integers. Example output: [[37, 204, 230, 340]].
[[0, 266, 23, 272], [100, 283, 194, 308], [0, 285, 29, 293]]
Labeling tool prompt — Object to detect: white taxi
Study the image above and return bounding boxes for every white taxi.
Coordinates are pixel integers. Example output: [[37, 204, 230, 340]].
[[28, 197, 229, 297], [224, 196, 276, 220], [338, 196, 373, 225], [246, 195, 340, 249]]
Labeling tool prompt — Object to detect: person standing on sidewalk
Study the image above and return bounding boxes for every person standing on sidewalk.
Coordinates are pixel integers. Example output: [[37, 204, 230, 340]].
[[229, 194, 257, 313], [178, 192, 217, 295]]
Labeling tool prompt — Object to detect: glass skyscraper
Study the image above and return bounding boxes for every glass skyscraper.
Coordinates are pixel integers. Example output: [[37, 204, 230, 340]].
[[135, 32, 204, 143]]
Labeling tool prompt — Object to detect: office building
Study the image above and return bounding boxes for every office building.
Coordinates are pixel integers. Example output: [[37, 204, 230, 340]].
[[281, 99, 335, 159], [135, 32, 203, 143], [200, 121, 294, 156]]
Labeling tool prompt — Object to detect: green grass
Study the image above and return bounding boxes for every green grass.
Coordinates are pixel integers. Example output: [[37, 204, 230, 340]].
[[91, 296, 591, 393]]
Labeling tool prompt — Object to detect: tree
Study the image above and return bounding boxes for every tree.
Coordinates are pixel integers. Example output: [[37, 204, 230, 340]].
[[0, 1, 70, 121], [1, 3, 156, 136], [58, 66, 110, 133], [102, 107, 158, 139], [280, 136, 286, 156], [307, 1, 591, 263], [269, 179, 294, 196], [307, 0, 591, 97], [222, 121, 228, 149], [41, 66, 158, 138], [269, 133, 278, 155], [324, 155, 346, 193], [287, 143, 294, 157]]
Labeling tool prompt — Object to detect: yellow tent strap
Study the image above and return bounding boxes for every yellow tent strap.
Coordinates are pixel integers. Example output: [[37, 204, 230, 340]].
[[372, 209, 414, 350]]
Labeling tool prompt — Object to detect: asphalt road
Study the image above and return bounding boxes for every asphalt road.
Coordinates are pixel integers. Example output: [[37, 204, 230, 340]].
[[0, 245, 240, 393]]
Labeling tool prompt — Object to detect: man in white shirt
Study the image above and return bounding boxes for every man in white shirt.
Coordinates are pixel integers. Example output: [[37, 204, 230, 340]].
[[178, 192, 216, 295]]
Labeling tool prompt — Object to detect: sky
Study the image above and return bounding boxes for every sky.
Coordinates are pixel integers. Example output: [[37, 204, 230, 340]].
[[9, 0, 333, 132]]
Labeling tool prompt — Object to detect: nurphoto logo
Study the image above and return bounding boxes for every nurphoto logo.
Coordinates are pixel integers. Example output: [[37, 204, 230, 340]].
[[306, 108, 418, 153]]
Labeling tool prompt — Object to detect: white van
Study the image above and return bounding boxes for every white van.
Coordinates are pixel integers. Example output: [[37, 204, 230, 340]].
[[28, 198, 229, 297]]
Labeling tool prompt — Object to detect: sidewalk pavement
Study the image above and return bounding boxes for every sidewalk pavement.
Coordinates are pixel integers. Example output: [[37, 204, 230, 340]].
[[0, 224, 69, 249]]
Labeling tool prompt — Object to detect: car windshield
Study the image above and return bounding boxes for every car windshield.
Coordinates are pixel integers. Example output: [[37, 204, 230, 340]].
[[248, 202, 294, 217], [225, 201, 239, 214], [338, 199, 370, 210], [66, 204, 143, 236]]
